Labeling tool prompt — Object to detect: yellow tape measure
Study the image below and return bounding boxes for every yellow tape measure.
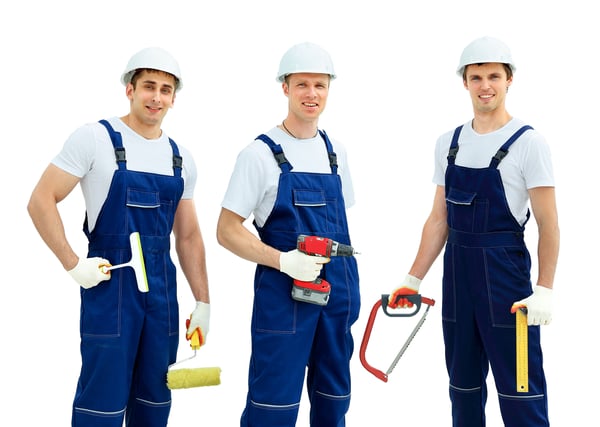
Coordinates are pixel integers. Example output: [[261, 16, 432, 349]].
[[516, 308, 528, 392]]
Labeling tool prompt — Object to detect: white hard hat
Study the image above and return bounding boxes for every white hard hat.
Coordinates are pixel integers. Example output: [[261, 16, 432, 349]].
[[121, 47, 183, 91], [456, 36, 516, 77], [276, 42, 336, 82]]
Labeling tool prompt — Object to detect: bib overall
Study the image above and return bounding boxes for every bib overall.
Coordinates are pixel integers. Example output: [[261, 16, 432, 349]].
[[442, 125, 549, 426], [240, 132, 360, 427], [72, 120, 183, 426]]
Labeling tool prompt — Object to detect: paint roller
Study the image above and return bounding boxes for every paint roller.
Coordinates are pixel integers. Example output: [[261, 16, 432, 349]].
[[166, 318, 222, 389], [100, 232, 149, 292]]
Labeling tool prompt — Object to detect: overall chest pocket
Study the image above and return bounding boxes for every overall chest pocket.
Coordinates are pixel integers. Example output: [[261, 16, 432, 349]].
[[126, 188, 163, 234], [127, 188, 160, 208], [293, 189, 340, 233], [446, 187, 489, 232], [294, 189, 326, 207]]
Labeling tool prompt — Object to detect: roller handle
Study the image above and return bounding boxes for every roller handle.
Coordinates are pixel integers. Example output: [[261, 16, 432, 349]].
[[100, 262, 130, 273], [185, 318, 201, 350]]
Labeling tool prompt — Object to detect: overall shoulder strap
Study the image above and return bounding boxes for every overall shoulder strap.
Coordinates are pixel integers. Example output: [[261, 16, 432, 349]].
[[447, 125, 463, 166], [168, 138, 183, 177], [256, 134, 293, 173], [489, 125, 534, 168], [99, 119, 127, 170], [319, 130, 338, 174]]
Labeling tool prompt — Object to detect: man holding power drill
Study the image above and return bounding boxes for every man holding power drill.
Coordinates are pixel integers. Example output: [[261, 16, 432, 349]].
[[216, 42, 360, 427]]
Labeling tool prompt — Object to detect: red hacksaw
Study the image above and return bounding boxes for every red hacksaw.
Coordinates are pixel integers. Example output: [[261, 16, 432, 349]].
[[359, 294, 435, 382]]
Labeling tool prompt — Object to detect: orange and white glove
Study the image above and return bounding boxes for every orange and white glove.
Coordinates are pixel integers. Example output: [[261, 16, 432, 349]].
[[388, 274, 422, 309], [511, 285, 553, 326], [186, 301, 210, 346], [68, 257, 111, 289], [279, 249, 329, 281]]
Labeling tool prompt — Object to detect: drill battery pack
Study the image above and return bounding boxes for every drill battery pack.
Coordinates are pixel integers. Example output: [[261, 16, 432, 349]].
[[291, 279, 331, 306]]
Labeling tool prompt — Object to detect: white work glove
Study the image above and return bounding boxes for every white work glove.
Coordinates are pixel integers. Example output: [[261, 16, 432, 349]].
[[68, 257, 111, 289], [279, 249, 330, 282], [388, 274, 422, 309], [511, 285, 553, 326], [186, 301, 210, 346]]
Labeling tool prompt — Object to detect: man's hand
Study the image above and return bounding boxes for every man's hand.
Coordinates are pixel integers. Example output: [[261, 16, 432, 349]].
[[511, 285, 553, 326], [388, 274, 422, 309], [279, 249, 329, 281], [68, 257, 111, 289], [186, 301, 210, 346]]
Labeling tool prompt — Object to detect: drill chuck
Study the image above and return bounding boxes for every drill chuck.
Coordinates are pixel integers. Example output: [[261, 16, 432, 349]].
[[330, 241, 357, 257]]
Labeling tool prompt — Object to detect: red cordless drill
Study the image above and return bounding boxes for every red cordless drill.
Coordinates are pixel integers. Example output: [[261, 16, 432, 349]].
[[291, 235, 358, 306]]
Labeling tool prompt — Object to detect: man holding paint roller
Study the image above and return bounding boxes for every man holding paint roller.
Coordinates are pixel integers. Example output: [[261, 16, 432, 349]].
[[217, 42, 360, 426], [27, 47, 211, 426]]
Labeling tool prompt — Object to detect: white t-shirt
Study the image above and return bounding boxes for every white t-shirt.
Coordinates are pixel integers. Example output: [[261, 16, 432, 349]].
[[221, 126, 355, 228], [52, 116, 197, 231], [433, 117, 555, 225]]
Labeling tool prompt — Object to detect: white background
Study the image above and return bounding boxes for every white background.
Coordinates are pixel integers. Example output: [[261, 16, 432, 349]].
[[2, 1, 597, 425]]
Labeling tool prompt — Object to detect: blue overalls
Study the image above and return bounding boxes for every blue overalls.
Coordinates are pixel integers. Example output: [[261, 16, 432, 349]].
[[240, 132, 360, 427], [442, 125, 549, 426], [71, 120, 183, 426]]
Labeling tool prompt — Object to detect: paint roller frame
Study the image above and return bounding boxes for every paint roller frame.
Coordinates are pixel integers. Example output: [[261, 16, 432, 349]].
[[166, 321, 221, 389], [101, 232, 149, 292]]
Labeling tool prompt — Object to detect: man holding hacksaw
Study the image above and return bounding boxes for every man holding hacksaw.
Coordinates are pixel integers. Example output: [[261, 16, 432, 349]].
[[387, 36, 559, 426]]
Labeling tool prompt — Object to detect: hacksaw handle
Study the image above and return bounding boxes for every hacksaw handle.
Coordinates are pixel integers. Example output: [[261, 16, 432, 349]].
[[381, 294, 435, 317]]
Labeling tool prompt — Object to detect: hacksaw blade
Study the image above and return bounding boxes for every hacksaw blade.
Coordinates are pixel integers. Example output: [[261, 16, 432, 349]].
[[386, 305, 431, 375]]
